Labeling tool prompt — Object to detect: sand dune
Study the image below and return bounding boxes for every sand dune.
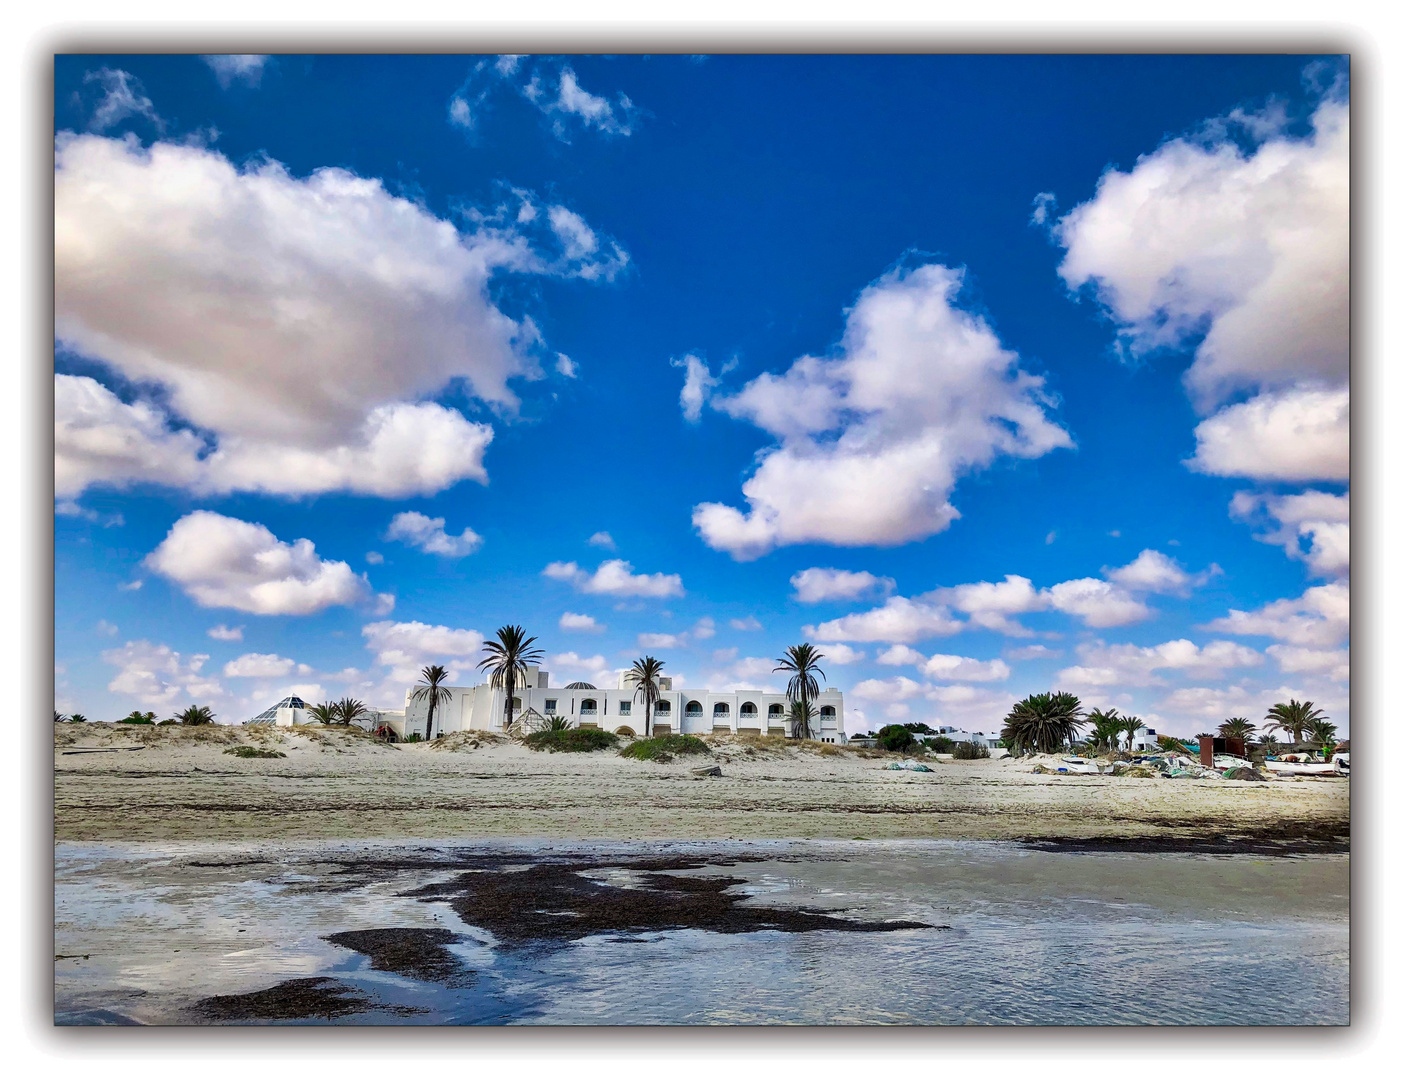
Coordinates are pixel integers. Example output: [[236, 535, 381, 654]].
[[54, 723, 1349, 845]]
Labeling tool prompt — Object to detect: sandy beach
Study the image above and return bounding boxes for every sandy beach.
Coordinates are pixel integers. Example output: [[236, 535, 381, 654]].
[[54, 723, 1349, 846]]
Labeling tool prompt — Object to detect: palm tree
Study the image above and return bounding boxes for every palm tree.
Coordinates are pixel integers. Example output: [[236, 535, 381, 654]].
[[1218, 717, 1257, 741], [1001, 692, 1085, 755], [1085, 708, 1123, 754], [120, 710, 157, 724], [626, 656, 666, 738], [787, 700, 816, 743], [411, 664, 453, 741], [478, 625, 544, 733], [1256, 735, 1283, 758], [1264, 700, 1327, 746], [68, 713, 88, 723], [334, 697, 368, 727], [774, 643, 826, 740], [1120, 714, 1145, 752], [546, 714, 571, 732], [54, 710, 68, 723], [1306, 717, 1338, 749], [308, 701, 338, 725], [173, 705, 215, 726]]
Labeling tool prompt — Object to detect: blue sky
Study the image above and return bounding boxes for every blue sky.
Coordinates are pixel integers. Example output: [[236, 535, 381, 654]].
[[54, 54, 1349, 738]]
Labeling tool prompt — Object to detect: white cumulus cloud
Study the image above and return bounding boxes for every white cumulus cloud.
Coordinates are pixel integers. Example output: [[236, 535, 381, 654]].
[[542, 559, 684, 599], [222, 653, 298, 678], [559, 612, 604, 633], [672, 353, 719, 423], [146, 511, 377, 616], [103, 640, 222, 709], [362, 620, 486, 685], [207, 624, 244, 642], [1230, 489, 1349, 578], [386, 511, 484, 557], [1266, 644, 1349, 682], [1188, 384, 1349, 483], [1056, 638, 1262, 689], [790, 567, 896, 604], [807, 596, 963, 644], [1202, 581, 1349, 648], [54, 135, 617, 500], [693, 263, 1072, 559]]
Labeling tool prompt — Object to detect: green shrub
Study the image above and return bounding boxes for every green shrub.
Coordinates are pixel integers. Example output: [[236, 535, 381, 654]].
[[525, 728, 620, 753], [620, 734, 709, 761], [406, 733, 421, 743], [952, 741, 990, 760], [876, 724, 915, 752], [924, 735, 955, 753], [118, 717, 155, 725], [223, 746, 286, 759]]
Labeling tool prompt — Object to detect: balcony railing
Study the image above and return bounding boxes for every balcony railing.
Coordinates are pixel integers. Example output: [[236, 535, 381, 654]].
[[579, 708, 598, 716]]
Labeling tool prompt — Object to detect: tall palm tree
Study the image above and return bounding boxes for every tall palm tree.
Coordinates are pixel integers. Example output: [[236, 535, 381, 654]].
[[334, 697, 368, 727], [1001, 692, 1085, 755], [478, 626, 544, 733], [173, 705, 215, 726], [626, 656, 666, 738], [1218, 717, 1257, 741], [1120, 714, 1145, 752], [1085, 708, 1123, 754], [774, 643, 826, 740], [411, 664, 453, 741], [1264, 700, 1326, 745]]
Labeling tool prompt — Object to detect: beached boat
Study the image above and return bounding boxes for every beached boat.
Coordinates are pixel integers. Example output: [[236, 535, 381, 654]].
[[1264, 758, 1347, 776]]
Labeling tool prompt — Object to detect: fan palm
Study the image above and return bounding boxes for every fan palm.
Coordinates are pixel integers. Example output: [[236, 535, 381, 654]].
[[1264, 700, 1326, 745], [308, 702, 338, 725], [68, 713, 88, 723], [626, 656, 666, 737], [173, 705, 215, 726], [1001, 692, 1085, 755], [411, 664, 453, 741], [1085, 708, 1123, 754], [1306, 717, 1338, 748], [334, 697, 368, 727], [546, 714, 571, 732], [478, 626, 544, 733], [1218, 717, 1256, 741], [774, 643, 826, 740]]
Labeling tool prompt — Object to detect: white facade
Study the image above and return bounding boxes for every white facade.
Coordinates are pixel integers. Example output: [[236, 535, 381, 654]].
[[934, 725, 1002, 748], [397, 666, 846, 743]]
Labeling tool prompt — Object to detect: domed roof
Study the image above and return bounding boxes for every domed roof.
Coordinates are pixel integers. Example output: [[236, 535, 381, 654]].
[[564, 681, 596, 690]]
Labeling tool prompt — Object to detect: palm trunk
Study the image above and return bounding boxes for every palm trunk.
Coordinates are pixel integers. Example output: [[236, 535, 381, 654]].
[[426, 698, 435, 741], [644, 699, 651, 738], [505, 671, 516, 731]]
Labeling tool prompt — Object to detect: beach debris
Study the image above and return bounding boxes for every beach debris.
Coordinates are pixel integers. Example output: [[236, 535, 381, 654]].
[[692, 764, 723, 777], [884, 759, 934, 772], [1220, 766, 1268, 781]]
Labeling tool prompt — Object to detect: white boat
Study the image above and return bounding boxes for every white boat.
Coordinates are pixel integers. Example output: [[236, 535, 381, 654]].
[[1264, 758, 1346, 776]]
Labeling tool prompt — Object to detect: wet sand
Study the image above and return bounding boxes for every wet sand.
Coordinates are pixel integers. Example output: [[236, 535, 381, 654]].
[[54, 723, 1350, 846]]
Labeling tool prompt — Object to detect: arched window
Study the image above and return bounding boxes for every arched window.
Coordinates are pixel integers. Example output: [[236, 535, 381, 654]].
[[820, 706, 836, 718], [768, 703, 785, 717], [739, 702, 758, 717], [655, 700, 671, 715], [580, 698, 598, 715], [713, 703, 730, 717], [685, 701, 703, 717]]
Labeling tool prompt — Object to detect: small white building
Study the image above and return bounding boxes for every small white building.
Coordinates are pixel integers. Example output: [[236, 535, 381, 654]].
[[395, 666, 846, 743], [933, 725, 1003, 749]]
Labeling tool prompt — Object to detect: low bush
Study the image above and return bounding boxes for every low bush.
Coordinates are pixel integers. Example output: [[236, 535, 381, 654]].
[[223, 746, 286, 759], [952, 741, 990, 760], [876, 724, 916, 753], [620, 734, 709, 761], [924, 735, 956, 753], [525, 728, 620, 753], [118, 717, 155, 725]]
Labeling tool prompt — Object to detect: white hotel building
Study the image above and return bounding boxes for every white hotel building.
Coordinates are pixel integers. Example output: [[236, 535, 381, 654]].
[[387, 666, 847, 743]]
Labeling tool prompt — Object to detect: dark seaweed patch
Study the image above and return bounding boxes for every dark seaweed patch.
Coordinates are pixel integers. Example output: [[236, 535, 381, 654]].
[[400, 854, 931, 946], [190, 977, 371, 1021], [324, 927, 475, 987]]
